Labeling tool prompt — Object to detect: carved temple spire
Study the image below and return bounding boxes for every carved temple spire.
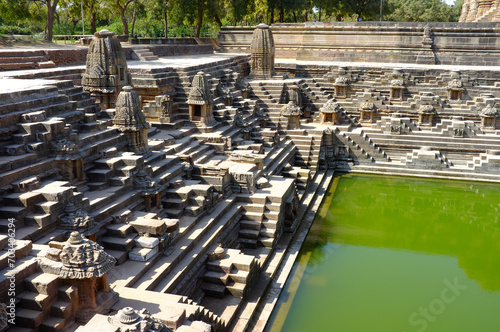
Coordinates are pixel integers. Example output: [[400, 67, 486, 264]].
[[82, 29, 131, 109], [249, 24, 276, 80]]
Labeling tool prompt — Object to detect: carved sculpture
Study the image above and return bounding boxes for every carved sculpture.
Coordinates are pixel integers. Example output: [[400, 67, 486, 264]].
[[51, 134, 85, 182], [108, 307, 169, 332], [82, 29, 131, 109], [281, 101, 302, 130], [333, 76, 349, 98], [59, 203, 94, 232], [288, 84, 302, 108], [390, 79, 405, 100], [113, 86, 150, 154], [249, 24, 276, 79], [134, 169, 162, 211], [460, 0, 500, 22]]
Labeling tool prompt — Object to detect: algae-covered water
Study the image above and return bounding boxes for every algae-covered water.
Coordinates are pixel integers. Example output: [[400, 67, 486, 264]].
[[267, 174, 500, 332]]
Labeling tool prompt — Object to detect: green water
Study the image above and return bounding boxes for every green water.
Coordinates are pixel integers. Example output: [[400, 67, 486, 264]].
[[267, 174, 500, 332]]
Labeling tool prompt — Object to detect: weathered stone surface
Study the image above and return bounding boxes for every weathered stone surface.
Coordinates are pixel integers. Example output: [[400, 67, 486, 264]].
[[248, 24, 275, 79], [130, 218, 166, 235]]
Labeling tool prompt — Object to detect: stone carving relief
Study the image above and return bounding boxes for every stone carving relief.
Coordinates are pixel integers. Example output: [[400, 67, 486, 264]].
[[59, 232, 116, 279]]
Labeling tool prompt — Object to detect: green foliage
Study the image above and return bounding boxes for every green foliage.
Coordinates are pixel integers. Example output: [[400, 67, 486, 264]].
[[0, 25, 33, 35], [385, 0, 457, 22], [97, 21, 124, 35], [0, 0, 466, 40]]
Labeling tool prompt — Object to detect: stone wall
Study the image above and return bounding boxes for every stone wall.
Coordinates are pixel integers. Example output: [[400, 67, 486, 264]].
[[124, 44, 214, 58], [217, 22, 500, 66]]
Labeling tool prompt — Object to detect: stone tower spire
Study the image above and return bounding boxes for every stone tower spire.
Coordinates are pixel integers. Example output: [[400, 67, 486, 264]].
[[82, 29, 131, 109], [113, 86, 150, 153], [249, 24, 276, 79]]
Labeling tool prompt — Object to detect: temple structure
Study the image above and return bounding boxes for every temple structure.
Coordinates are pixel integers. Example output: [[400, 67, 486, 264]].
[[4, 19, 500, 332], [248, 24, 275, 79], [82, 29, 131, 108], [460, 0, 500, 22]]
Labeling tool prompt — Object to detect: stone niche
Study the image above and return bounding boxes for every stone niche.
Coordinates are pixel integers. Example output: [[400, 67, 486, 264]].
[[281, 101, 302, 130], [359, 102, 376, 123], [480, 104, 498, 130], [187, 71, 216, 128], [39, 232, 118, 323], [390, 79, 405, 101], [418, 104, 436, 126], [447, 79, 464, 101], [82, 29, 131, 109], [249, 24, 276, 80], [333, 77, 349, 98], [319, 99, 342, 124]]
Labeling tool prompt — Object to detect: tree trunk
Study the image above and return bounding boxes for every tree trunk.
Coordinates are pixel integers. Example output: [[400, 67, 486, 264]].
[[305, 10, 308, 21], [45, 0, 59, 41], [293, 11, 297, 22], [214, 14, 222, 28], [117, 0, 133, 37], [279, 8, 284, 22], [318, 8, 322, 22], [131, 8, 136, 36], [90, 12, 97, 34], [121, 11, 128, 36], [164, 11, 168, 37], [195, 5, 203, 38], [270, 7, 274, 24]]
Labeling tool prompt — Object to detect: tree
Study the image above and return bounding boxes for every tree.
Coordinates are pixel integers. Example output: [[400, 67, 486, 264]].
[[115, 0, 134, 36], [385, 0, 454, 22]]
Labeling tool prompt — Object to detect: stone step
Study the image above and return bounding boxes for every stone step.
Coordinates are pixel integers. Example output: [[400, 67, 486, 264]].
[[25, 272, 61, 295], [17, 291, 52, 311], [200, 282, 226, 298], [101, 233, 136, 252], [14, 308, 44, 329]]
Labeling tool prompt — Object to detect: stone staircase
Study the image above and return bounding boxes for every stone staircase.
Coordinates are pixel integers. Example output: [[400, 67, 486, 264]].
[[0, 240, 77, 332], [131, 47, 159, 61], [0, 50, 55, 71], [286, 129, 323, 174], [201, 248, 260, 298]]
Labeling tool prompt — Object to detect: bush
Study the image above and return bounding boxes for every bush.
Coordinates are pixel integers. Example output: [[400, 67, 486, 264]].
[[0, 25, 32, 35], [97, 21, 123, 35]]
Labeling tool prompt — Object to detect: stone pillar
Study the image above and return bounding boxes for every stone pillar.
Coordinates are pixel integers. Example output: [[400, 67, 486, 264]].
[[113, 86, 150, 154], [249, 24, 276, 80], [82, 29, 131, 109]]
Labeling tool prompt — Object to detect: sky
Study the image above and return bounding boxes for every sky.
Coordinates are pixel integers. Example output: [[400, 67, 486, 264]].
[[444, 0, 456, 4]]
